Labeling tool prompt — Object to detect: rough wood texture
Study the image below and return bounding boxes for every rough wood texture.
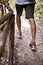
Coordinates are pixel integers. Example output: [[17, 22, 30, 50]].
[[0, 3, 14, 65], [0, 12, 13, 25], [0, 14, 14, 54], [0, 4, 4, 16], [8, 15, 14, 65]]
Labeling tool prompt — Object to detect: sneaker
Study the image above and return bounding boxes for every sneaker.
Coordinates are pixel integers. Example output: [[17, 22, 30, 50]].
[[29, 42, 36, 51], [16, 32, 22, 39]]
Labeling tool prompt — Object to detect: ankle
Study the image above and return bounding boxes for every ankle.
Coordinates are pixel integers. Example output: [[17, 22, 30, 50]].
[[31, 41, 36, 45], [19, 32, 22, 35], [32, 41, 35, 43]]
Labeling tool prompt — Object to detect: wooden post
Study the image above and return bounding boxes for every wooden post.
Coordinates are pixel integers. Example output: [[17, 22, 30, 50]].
[[0, 12, 13, 25], [8, 14, 15, 65], [0, 14, 14, 56], [1, 4, 4, 16], [0, 4, 6, 31], [0, 3, 15, 65]]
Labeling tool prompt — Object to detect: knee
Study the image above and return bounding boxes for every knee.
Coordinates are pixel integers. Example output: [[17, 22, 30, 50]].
[[29, 18, 36, 26], [16, 15, 20, 19]]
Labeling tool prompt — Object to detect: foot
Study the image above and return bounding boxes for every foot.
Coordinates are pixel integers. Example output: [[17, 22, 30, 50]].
[[16, 32, 22, 39], [29, 42, 36, 51]]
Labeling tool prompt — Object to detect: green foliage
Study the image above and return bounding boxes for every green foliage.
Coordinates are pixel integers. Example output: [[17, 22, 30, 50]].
[[35, 0, 43, 25], [8, 0, 15, 11], [39, 10, 43, 14]]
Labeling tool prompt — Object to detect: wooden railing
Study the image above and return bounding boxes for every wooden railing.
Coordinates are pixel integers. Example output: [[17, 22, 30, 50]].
[[0, 3, 15, 65]]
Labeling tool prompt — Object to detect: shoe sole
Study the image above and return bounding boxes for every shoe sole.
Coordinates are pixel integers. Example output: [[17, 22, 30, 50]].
[[16, 35, 22, 39], [31, 48, 36, 52], [29, 44, 37, 52]]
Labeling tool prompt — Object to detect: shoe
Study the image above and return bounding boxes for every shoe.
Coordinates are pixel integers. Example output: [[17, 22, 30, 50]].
[[16, 32, 22, 39], [29, 42, 36, 51]]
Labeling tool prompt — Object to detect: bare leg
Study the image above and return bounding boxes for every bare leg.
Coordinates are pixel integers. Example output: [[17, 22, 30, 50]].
[[29, 18, 36, 42], [16, 15, 22, 39], [29, 18, 36, 51], [16, 15, 21, 33]]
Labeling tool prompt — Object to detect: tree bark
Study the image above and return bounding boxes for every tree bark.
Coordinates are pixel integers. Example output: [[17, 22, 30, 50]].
[[0, 12, 13, 25], [8, 15, 15, 65]]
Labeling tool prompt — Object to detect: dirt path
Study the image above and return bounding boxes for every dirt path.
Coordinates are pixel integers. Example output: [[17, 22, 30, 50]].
[[15, 16, 43, 65]]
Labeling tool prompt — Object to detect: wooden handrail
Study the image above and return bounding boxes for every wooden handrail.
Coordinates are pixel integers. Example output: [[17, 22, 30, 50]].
[[0, 2, 15, 65], [0, 12, 13, 25]]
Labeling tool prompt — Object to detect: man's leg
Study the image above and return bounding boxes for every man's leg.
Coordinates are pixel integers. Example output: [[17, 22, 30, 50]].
[[16, 15, 22, 39], [29, 18, 36, 42], [25, 4, 36, 51], [29, 18, 36, 51], [16, 4, 23, 39], [16, 15, 21, 33]]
